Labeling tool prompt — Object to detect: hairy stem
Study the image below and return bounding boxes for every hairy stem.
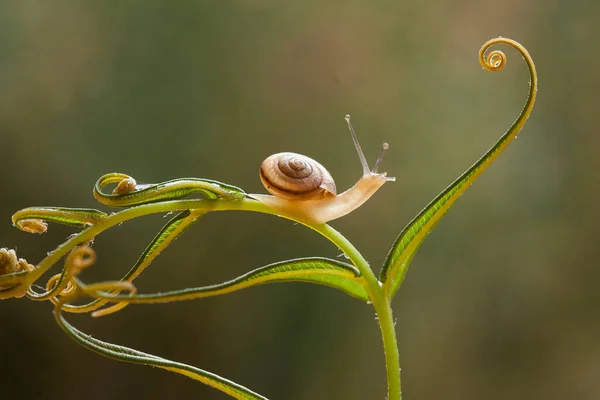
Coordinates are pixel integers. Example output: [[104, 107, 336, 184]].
[[316, 224, 401, 400], [375, 298, 401, 400]]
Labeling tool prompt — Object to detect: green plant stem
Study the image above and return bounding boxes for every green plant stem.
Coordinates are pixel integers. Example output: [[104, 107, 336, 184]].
[[316, 224, 401, 400], [5, 197, 402, 399], [373, 297, 401, 400]]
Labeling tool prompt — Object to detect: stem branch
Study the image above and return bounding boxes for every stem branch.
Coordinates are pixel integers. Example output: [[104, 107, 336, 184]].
[[5, 197, 402, 399]]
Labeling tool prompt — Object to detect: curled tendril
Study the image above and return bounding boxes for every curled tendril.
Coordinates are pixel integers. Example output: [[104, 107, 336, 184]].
[[41, 245, 139, 317], [45, 274, 77, 297], [63, 279, 138, 318], [87, 282, 137, 317], [477, 37, 537, 130], [15, 219, 48, 234], [67, 246, 97, 274], [479, 37, 525, 74], [480, 49, 506, 72], [27, 245, 98, 302]]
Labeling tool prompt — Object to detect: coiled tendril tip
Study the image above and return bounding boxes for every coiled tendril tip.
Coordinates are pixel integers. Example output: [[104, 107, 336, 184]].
[[15, 218, 48, 234], [478, 37, 521, 72], [67, 246, 97, 274]]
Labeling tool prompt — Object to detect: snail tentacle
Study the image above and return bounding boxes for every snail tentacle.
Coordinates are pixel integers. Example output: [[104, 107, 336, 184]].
[[345, 114, 371, 175]]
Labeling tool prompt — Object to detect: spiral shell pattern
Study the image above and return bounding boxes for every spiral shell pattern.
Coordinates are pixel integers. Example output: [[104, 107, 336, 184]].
[[259, 152, 336, 200]]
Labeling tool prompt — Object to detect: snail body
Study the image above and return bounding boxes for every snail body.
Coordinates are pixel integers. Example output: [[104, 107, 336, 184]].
[[251, 115, 394, 224]]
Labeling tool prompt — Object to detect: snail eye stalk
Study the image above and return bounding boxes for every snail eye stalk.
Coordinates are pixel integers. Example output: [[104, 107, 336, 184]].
[[345, 114, 371, 176]]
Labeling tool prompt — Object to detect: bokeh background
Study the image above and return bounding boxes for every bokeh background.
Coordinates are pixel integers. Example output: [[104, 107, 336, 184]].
[[1, 1, 599, 399]]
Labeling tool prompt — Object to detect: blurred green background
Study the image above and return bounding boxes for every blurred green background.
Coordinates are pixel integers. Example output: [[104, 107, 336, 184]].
[[1, 1, 598, 399]]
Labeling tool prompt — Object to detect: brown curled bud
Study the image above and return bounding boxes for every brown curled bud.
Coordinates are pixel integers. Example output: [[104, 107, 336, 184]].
[[17, 258, 35, 272], [0, 248, 34, 295], [16, 219, 48, 234], [0, 248, 18, 275], [112, 177, 137, 195]]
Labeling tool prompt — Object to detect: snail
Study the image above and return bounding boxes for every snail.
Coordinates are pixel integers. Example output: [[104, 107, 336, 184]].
[[251, 115, 395, 224]]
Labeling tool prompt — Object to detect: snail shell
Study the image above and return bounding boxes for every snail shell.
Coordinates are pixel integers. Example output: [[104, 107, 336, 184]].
[[259, 152, 336, 200]]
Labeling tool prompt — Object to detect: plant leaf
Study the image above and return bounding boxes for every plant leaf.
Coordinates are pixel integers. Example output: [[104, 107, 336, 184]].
[[123, 210, 205, 282], [54, 308, 268, 400], [12, 207, 107, 229], [92, 257, 370, 305], [380, 38, 538, 299], [94, 173, 245, 207]]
